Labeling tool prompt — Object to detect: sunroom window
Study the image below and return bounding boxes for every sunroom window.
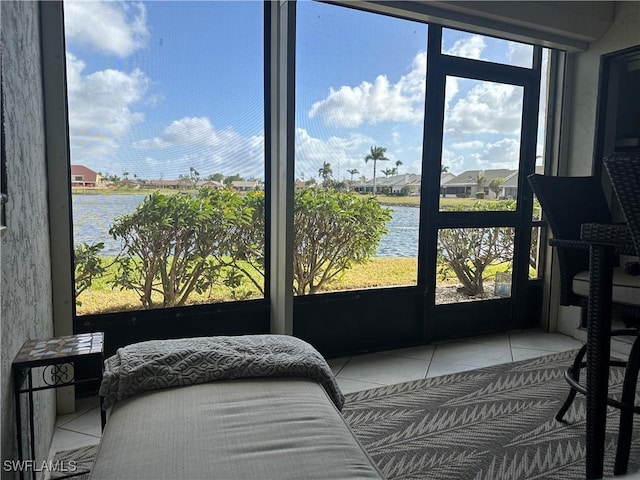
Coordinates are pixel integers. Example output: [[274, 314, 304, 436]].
[[294, 1, 427, 294], [63, 1, 265, 315], [47, 0, 558, 351]]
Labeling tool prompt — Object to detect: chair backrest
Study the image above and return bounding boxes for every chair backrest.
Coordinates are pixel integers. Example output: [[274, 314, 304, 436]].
[[527, 173, 613, 308], [604, 151, 640, 256], [527, 174, 612, 241]]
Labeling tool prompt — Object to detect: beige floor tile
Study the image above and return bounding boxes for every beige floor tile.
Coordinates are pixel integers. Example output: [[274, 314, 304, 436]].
[[509, 330, 583, 352], [511, 346, 560, 362], [378, 344, 435, 361], [337, 377, 384, 395], [58, 408, 102, 438], [426, 361, 478, 378], [337, 353, 429, 385], [431, 340, 513, 368]]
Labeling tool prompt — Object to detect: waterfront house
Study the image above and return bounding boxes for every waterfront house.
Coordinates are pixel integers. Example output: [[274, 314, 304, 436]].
[[147, 179, 183, 189], [70, 165, 99, 188], [441, 169, 516, 198], [231, 180, 260, 192]]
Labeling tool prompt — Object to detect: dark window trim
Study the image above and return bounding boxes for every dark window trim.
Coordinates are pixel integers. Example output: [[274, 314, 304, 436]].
[[39, 0, 552, 353], [68, 1, 271, 331]]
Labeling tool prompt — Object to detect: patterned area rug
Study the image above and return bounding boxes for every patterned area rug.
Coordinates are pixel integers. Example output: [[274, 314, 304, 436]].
[[343, 349, 640, 480], [48, 351, 639, 479], [49, 444, 98, 480]]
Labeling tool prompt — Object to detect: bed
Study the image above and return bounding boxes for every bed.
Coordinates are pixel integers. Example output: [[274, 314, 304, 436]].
[[89, 335, 383, 479]]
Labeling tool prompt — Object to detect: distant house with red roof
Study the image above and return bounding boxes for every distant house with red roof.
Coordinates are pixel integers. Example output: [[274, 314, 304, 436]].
[[70, 165, 99, 187]]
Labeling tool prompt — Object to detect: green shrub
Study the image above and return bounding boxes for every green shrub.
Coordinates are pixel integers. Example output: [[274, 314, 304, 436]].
[[105, 188, 392, 308], [74, 242, 106, 305], [437, 201, 516, 296], [109, 189, 248, 308], [293, 189, 391, 294]]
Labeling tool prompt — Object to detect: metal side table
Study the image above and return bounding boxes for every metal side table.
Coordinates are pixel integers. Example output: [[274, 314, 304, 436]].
[[12, 332, 105, 480]]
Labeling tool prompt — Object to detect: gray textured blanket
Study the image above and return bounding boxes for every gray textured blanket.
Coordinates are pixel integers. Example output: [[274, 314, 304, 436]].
[[99, 334, 345, 410]]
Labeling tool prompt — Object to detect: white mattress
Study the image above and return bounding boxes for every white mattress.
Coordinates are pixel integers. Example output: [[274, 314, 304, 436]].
[[90, 377, 383, 479]]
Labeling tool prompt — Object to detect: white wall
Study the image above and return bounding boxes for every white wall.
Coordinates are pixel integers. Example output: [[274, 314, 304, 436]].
[[555, 1, 640, 336], [1, 1, 56, 476]]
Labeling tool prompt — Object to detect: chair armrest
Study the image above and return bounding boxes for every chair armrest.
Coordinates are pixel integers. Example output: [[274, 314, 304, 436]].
[[581, 223, 636, 255], [549, 238, 590, 251]]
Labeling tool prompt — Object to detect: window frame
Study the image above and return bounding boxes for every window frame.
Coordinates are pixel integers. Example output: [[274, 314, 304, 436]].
[[42, 0, 561, 356]]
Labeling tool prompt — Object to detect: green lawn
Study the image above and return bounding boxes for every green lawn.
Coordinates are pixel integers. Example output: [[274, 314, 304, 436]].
[[73, 190, 534, 314], [76, 257, 421, 315], [75, 257, 521, 315], [374, 194, 511, 209]]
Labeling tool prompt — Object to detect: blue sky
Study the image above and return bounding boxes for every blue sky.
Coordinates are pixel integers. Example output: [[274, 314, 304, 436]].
[[64, 0, 546, 183]]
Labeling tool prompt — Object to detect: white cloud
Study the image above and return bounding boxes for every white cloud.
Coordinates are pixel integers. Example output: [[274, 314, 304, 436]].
[[293, 128, 426, 181], [443, 35, 485, 60], [445, 82, 523, 136], [441, 150, 465, 174], [143, 157, 159, 167], [162, 135, 264, 180], [450, 140, 486, 151], [507, 42, 533, 68], [133, 117, 265, 179], [481, 138, 521, 168], [308, 52, 426, 128], [66, 53, 148, 161], [295, 128, 379, 180], [296, 128, 372, 165], [133, 117, 220, 149], [64, 1, 149, 57], [444, 138, 520, 173], [445, 77, 459, 112]]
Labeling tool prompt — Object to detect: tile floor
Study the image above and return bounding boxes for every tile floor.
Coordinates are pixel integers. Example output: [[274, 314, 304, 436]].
[[47, 329, 584, 458]]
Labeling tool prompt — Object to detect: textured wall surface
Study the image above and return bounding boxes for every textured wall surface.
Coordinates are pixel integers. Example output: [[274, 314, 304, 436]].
[[566, 1, 640, 177], [1, 1, 56, 477], [556, 1, 640, 336]]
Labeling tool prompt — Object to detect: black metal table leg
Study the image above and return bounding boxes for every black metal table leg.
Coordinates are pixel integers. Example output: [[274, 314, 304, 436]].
[[14, 369, 24, 480], [585, 242, 613, 479], [27, 370, 36, 480], [12, 333, 105, 480]]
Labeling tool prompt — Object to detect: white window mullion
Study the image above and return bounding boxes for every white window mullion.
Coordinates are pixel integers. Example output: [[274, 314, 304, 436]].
[[40, 0, 76, 415], [41, 1, 74, 337], [269, 0, 296, 335]]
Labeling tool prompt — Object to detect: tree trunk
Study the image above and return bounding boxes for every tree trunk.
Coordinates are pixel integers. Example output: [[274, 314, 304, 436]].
[[372, 161, 377, 195]]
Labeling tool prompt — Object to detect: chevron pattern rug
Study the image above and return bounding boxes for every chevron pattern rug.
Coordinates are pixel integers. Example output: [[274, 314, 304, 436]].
[[49, 444, 97, 479], [342, 349, 640, 480]]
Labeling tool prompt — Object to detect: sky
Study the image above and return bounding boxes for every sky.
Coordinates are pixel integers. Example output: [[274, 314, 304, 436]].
[[63, 0, 547, 183]]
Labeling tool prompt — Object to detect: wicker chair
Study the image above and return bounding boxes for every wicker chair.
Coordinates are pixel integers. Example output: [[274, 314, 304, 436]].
[[527, 173, 640, 424], [603, 151, 640, 475]]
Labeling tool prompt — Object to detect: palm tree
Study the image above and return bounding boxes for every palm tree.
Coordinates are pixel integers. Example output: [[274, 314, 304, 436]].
[[364, 146, 389, 195], [476, 171, 487, 198], [476, 172, 487, 189], [489, 177, 505, 198], [382, 168, 394, 177], [318, 162, 333, 186], [346, 168, 359, 191], [395, 160, 403, 175], [441, 165, 449, 173], [346, 168, 359, 183]]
